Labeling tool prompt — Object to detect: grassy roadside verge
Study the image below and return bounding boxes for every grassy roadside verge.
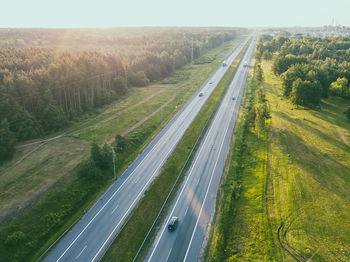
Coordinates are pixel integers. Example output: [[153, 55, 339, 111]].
[[206, 58, 350, 262], [102, 42, 249, 262], [205, 63, 279, 261], [0, 38, 247, 262]]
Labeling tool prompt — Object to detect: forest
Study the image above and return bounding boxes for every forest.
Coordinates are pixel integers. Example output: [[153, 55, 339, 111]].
[[255, 34, 350, 111], [0, 28, 241, 162]]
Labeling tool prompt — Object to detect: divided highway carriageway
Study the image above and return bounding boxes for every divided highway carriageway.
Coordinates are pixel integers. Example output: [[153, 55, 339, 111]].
[[146, 36, 257, 262], [43, 36, 251, 262]]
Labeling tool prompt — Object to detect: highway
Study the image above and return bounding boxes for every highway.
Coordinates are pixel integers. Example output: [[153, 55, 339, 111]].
[[43, 36, 250, 262], [145, 36, 256, 262]]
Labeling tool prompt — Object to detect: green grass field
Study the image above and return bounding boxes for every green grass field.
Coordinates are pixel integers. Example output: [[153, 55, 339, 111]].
[[0, 36, 247, 262], [264, 60, 350, 261], [0, 137, 90, 220], [206, 60, 350, 262]]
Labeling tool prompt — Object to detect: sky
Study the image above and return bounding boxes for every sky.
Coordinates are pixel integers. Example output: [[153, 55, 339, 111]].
[[0, 0, 349, 28]]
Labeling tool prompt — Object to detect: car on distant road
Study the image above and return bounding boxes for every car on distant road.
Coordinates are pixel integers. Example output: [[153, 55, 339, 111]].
[[222, 60, 227, 67], [168, 216, 179, 231], [243, 61, 249, 67], [199, 92, 204, 97], [232, 96, 236, 100], [209, 81, 213, 84]]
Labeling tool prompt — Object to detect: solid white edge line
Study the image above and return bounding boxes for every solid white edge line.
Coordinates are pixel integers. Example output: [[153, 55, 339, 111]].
[[183, 40, 255, 262], [54, 38, 248, 262], [91, 45, 247, 260], [90, 103, 213, 262], [147, 39, 250, 262], [146, 62, 230, 261], [55, 67, 203, 262], [148, 38, 254, 262]]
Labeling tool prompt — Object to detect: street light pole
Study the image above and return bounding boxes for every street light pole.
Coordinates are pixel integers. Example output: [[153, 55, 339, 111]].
[[111, 145, 122, 180], [112, 146, 116, 180]]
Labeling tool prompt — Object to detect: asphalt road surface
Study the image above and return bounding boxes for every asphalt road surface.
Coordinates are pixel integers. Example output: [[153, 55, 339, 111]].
[[145, 36, 257, 262], [43, 37, 250, 262]]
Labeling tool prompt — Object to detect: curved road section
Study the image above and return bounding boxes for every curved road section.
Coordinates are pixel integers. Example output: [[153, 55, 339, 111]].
[[44, 37, 250, 262], [145, 37, 256, 262]]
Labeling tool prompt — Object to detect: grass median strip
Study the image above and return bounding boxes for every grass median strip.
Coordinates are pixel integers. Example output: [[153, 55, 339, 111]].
[[205, 62, 278, 261], [102, 41, 249, 262]]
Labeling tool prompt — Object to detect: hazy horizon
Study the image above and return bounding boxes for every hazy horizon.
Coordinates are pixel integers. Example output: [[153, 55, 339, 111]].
[[1, 0, 349, 28]]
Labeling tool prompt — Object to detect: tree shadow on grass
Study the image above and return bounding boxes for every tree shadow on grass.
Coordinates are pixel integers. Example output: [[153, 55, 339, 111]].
[[274, 111, 350, 157], [271, 126, 350, 201], [315, 99, 350, 128], [271, 126, 350, 261]]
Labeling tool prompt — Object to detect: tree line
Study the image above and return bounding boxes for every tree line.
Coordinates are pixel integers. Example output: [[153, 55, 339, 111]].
[[247, 64, 270, 138], [0, 29, 240, 162], [255, 34, 350, 113]]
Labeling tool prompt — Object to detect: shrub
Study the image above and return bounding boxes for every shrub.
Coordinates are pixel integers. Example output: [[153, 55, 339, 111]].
[[112, 76, 127, 94], [6, 231, 26, 246], [41, 104, 68, 131], [262, 50, 273, 60], [90, 142, 112, 170], [255, 64, 264, 84], [78, 158, 103, 180], [128, 71, 150, 87], [247, 107, 256, 129], [115, 134, 128, 152], [45, 212, 63, 229]]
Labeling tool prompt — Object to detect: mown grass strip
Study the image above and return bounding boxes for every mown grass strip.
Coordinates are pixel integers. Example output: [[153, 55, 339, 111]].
[[102, 41, 249, 262]]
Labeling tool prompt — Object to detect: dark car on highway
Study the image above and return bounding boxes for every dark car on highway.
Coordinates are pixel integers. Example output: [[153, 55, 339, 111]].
[[168, 216, 179, 231]]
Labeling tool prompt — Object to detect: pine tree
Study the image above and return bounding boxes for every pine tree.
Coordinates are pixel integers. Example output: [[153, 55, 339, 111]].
[[255, 64, 264, 84], [0, 118, 16, 162]]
